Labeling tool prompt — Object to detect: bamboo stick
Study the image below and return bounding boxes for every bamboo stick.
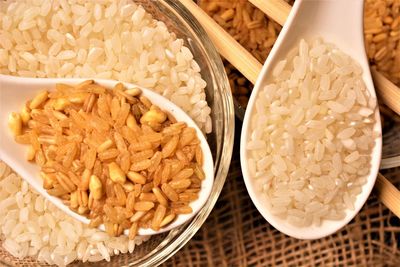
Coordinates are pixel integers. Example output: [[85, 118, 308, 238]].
[[371, 68, 400, 116], [249, 0, 291, 26], [376, 173, 400, 218], [180, 0, 262, 84]]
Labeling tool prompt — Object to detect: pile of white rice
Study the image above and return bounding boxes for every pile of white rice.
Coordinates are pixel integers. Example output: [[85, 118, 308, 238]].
[[0, 0, 211, 265], [247, 38, 377, 227]]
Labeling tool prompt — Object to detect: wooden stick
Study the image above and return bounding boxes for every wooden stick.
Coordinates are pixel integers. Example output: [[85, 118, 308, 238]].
[[180, 0, 262, 84], [371, 68, 400, 116], [376, 173, 400, 218], [249, 0, 291, 26]]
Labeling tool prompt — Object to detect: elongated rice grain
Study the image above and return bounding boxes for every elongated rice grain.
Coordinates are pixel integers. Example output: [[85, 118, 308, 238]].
[[247, 38, 376, 227]]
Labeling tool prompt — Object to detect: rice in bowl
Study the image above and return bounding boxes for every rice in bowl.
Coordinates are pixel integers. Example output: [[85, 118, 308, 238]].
[[0, 0, 213, 265]]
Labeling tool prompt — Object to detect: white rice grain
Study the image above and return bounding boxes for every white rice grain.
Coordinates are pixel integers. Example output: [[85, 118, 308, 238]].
[[247, 38, 376, 226]]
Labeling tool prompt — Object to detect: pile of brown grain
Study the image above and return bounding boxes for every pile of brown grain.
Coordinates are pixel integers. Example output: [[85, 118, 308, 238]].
[[9, 81, 205, 239], [199, 0, 284, 107], [365, 0, 400, 86]]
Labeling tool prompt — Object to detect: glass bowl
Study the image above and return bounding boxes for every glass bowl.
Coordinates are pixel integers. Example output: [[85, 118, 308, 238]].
[[0, 0, 234, 266]]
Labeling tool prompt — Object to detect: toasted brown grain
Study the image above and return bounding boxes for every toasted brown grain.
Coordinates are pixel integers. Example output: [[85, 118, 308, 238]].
[[13, 81, 206, 237]]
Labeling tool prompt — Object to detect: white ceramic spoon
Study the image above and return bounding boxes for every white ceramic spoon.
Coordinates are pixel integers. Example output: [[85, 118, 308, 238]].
[[0, 74, 214, 236], [240, 0, 382, 239]]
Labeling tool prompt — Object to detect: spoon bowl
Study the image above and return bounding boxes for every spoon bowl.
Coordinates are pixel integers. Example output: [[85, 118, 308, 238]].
[[240, 0, 382, 239], [0, 74, 214, 236]]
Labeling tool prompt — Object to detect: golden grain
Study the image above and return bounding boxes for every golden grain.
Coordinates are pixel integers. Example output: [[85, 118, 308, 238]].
[[134, 184, 142, 198], [124, 87, 141, 96], [140, 108, 167, 125], [126, 192, 136, 211], [47, 185, 67, 197], [12, 81, 205, 237], [161, 184, 179, 202], [194, 164, 206, 180], [160, 213, 176, 227], [70, 191, 79, 208], [173, 205, 193, 214], [8, 112, 22, 136], [130, 159, 152, 172], [84, 147, 97, 170], [162, 135, 179, 158], [169, 179, 191, 190], [114, 183, 127, 206], [67, 171, 81, 187], [139, 192, 157, 202], [151, 205, 167, 230], [134, 201, 155, 211], [97, 139, 114, 153], [98, 148, 119, 161], [130, 149, 154, 162], [139, 209, 154, 223], [152, 187, 169, 206], [130, 211, 146, 222], [56, 172, 77, 193], [20, 106, 31, 124], [26, 145, 36, 161], [127, 171, 147, 184], [179, 192, 199, 202], [79, 168, 91, 191], [29, 91, 48, 109], [15, 133, 30, 144], [141, 182, 153, 193], [161, 162, 171, 184], [89, 175, 103, 200], [41, 172, 56, 189], [173, 168, 193, 181], [105, 179, 115, 198], [108, 162, 126, 184], [128, 222, 138, 240], [53, 98, 70, 111], [123, 181, 135, 192], [89, 216, 103, 228], [129, 141, 152, 152], [79, 190, 88, 207]]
